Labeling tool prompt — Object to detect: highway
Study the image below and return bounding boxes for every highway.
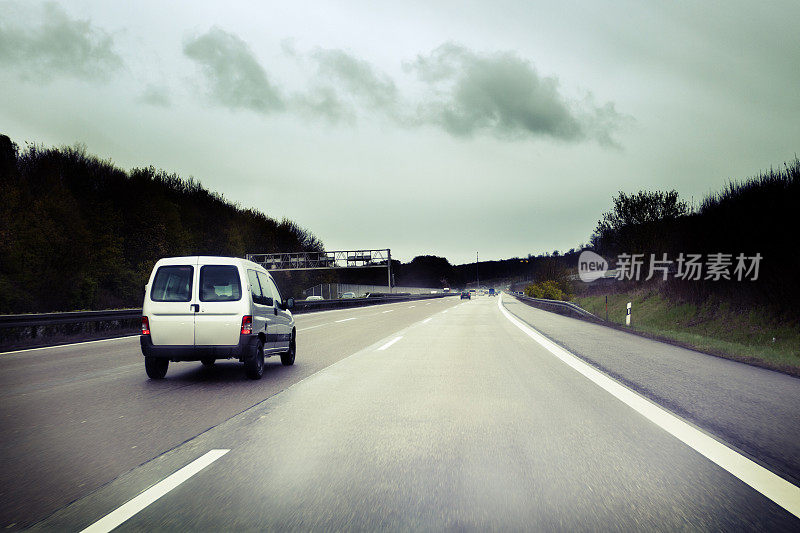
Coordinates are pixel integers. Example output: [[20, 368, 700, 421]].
[[2, 294, 799, 530]]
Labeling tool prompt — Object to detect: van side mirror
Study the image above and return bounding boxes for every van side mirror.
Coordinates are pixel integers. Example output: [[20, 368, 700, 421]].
[[285, 298, 294, 310]]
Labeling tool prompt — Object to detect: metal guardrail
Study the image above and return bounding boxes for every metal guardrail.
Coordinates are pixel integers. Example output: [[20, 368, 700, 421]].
[[508, 292, 602, 321], [0, 293, 459, 330], [0, 309, 142, 329]]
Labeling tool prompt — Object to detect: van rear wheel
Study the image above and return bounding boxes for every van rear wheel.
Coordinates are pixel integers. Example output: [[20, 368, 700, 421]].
[[244, 339, 265, 380], [281, 333, 296, 366], [145, 357, 168, 379]]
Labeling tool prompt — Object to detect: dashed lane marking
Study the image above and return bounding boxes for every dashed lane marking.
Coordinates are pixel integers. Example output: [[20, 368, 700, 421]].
[[377, 337, 403, 351], [80, 449, 230, 533]]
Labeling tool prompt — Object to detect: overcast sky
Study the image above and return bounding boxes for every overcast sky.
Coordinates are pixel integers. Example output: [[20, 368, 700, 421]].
[[1, 1, 798, 264]]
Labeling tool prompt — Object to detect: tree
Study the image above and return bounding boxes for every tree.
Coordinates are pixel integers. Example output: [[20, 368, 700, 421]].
[[400, 256, 454, 287], [591, 190, 688, 254], [0, 134, 17, 174]]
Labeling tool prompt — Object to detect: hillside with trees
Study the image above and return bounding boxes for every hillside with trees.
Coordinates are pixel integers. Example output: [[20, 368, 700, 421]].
[[589, 159, 800, 317], [0, 134, 324, 313]]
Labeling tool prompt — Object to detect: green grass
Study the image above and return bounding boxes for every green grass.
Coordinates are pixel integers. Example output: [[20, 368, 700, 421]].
[[573, 290, 800, 374]]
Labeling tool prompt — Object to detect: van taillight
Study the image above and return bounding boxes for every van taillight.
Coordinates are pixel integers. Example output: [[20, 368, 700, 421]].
[[241, 315, 253, 335], [141, 316, 150, 335]]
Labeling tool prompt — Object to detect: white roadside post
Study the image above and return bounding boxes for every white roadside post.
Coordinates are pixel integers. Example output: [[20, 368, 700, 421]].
[[626, 302, 632, 326]]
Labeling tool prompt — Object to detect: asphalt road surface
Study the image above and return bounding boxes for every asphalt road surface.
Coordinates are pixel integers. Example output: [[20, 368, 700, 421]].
[[2, 294, 799, 531]]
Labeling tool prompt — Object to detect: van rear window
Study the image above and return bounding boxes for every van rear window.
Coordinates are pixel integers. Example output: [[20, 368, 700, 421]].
[[151, 266, 193, 302], [200, 265, 242, 302]]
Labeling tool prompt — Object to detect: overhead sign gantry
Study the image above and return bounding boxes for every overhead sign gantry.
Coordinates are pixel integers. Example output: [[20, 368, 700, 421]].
[[246, 249, 393, 291]]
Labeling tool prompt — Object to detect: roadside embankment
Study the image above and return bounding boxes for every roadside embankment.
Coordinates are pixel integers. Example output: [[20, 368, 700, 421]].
[[573, 289, 800, 375]]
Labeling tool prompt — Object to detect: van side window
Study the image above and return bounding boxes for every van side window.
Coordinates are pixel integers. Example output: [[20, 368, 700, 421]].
[[247, 269, 264, 304], [151, 266, 193, 302], [256, 272, 274, 306], [268, 278, 283, 306], [200, 265, 242, 302]]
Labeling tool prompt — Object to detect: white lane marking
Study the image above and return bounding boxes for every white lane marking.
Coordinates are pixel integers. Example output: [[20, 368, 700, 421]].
[[1, 335, 140, 356], [292, 303, 399, 320], [335, 317, 357, 323], [377, 337, 403, 351], [497, 295, 800, 519], [426, 302, 432, 305], [80, 449, 230, 533], [294, 297, 447, 319], [382, 310, 394, 314], [297, 323, 329, 332], [422, 317, 433, 324]]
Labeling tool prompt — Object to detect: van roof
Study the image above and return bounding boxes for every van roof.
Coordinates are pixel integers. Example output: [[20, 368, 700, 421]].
[[153, 256, 266, 271]]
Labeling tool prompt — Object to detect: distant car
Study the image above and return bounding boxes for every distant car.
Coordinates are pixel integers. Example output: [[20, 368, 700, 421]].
[[341, 292, 356, 299], [305, 295, 323, 301], [488, 288, 496, 296], [460, 290, 471, 300]]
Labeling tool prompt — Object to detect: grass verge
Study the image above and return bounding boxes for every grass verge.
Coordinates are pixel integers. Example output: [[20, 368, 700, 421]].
[[573, 290, 800, 376]]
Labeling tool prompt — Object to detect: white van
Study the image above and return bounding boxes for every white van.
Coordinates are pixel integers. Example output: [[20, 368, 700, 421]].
[[140, 256, 296, 380]]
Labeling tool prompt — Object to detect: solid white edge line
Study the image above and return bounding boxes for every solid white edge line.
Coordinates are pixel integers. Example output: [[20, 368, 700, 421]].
[[377, 336, 403, 351], [497, 295, 800, 519], [1, 335, 140, 356], [334, 317, 357, 323], [422, 317, 433, 324], [80, 449, 230, 533], [382, 310, 394, 314]]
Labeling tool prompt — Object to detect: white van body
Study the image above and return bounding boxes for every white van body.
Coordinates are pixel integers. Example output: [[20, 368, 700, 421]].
[[140, 256, 295, 379]]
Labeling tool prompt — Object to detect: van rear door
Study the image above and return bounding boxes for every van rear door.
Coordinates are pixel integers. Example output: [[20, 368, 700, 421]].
[[148, 261, 197, 346], [194, 263, 244, 346]]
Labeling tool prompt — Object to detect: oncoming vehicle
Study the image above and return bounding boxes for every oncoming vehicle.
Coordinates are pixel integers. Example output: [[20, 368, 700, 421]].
[[140, 256, 296, 380], [305, 295, 323, 301], [341, 292, 356, 299], [460, 290, 471, 300], [488, 288, 496, 296]]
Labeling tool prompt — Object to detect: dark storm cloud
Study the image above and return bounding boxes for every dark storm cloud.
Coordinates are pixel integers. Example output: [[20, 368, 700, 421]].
[[291, 85, 353, 125], [183, 27, 283, 113], [408, 43, 623, 144], [310, 48, 398, 109], [0, 1, 121, 81], [137, 84, 171, 107], [292, 48, 398, 124], [180, 31, 623, 145]]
